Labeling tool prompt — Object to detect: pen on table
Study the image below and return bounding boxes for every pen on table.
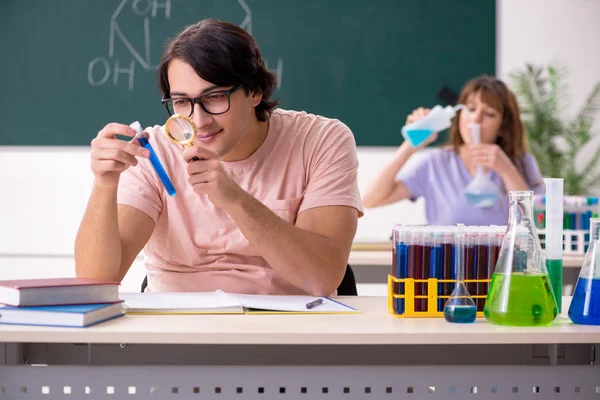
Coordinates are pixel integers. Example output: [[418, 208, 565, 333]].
[[305, 298, 324, 309]]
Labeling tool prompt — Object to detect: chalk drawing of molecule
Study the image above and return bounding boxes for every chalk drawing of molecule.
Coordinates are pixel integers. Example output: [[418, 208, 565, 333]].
[[88, 0, 283, 91]]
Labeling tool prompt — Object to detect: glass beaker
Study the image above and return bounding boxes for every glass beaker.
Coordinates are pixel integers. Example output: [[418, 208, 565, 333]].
[[484, 191, 558, 326], [444, 224, 477, 323], [568, 218, 600, 325]]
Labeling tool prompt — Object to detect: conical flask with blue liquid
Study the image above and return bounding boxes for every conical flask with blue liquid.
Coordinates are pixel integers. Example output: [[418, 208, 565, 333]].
[[483, 191, 558, 326], [568, 218, 600, 325], [444, 224, 477, 323]]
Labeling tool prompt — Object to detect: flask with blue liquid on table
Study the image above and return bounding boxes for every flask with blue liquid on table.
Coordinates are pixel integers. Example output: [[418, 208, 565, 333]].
[[568, 218, 600, 325], [444, 224, 477, 323]]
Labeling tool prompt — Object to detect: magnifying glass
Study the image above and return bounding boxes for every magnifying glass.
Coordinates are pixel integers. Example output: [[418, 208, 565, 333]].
[[165, 114, 196, 146], [164, 114, 202, 161]]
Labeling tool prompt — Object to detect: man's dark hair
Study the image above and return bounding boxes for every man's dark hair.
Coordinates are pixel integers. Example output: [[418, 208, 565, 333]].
[[158, 19, 278, 121]]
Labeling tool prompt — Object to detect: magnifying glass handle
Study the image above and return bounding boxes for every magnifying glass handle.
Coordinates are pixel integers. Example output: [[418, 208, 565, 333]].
[[183, 145, 201, 162]]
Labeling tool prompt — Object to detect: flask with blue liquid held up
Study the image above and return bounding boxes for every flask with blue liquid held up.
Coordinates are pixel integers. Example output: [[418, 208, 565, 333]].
[[464, 123, 501, 208], [401, 104, 465, 147]]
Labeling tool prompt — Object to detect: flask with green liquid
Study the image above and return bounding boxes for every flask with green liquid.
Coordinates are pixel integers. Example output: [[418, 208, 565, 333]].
[[484, 191, 558, 326]]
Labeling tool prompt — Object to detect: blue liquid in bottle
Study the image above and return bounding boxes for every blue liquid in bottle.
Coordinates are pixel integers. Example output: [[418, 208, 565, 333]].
[[568, 277, 600, 325], [137, 137, 177, 196], [404, 129, 434, 147], [444, 304, 477, 323]]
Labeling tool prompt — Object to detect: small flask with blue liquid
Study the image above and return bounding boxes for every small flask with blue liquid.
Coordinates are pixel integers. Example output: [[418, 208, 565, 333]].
[[444, 223, 477, 323], [568, 218, 600, 325]]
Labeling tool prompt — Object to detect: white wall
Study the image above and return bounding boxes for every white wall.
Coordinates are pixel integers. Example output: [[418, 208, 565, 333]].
[[0, 146, 421, 252], [0, 146, 423, 292], [2, 0, 599, 289], [497, 0, 600, 175]]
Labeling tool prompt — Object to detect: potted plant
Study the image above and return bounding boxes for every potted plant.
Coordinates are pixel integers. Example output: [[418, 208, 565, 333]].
[[509, 63, 600, 195]]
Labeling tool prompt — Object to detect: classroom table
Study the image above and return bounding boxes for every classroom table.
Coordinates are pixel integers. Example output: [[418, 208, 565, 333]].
[[1, 297, 599, 399]]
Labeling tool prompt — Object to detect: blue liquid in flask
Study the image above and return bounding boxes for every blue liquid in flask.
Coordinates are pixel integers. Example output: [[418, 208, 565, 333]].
[[444, 304, 477, 323], [443, 224, 476, 323], [464, 192, 500, 208], [568, 277, 600, 325]]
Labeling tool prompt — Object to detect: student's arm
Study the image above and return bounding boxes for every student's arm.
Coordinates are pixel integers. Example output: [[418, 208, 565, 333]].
[[362, 142, 419, 207], [497, 163, 529, 192], [75, 196, 155, 281], [182, 127, 359, 297], [227, 199, 356, 297], [363, 108, 437, 208], [75, 123, 155, 282]]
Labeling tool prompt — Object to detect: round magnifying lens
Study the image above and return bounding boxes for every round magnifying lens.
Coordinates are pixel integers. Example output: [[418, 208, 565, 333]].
[[165, 114, 197, 148]]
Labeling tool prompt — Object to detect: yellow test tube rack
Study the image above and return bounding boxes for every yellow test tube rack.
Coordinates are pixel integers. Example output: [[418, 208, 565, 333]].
[[387, 275, 492, 318]]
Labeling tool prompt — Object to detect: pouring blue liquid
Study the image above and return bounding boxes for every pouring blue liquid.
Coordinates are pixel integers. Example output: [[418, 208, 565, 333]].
[[403, 129, 434, 147]]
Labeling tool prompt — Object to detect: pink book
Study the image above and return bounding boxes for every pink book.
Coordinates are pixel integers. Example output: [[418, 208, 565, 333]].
[[0, 277, 120, 307]]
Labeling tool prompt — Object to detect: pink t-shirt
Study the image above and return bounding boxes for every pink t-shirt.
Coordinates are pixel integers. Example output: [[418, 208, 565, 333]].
[[118, 109, 363, 294]]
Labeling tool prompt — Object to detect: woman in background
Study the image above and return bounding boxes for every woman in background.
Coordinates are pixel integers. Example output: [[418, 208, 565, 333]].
[[363, 75, 544, 225]]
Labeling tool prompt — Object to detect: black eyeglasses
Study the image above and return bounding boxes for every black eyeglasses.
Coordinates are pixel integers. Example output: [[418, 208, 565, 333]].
[[161, 84, 243, 117]]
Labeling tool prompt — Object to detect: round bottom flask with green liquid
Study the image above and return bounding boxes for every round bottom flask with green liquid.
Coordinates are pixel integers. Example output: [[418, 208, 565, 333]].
[[483, 191, 558, 326]]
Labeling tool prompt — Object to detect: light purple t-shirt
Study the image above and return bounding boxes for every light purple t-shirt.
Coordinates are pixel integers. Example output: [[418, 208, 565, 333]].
[[396, 148, 544, 225]]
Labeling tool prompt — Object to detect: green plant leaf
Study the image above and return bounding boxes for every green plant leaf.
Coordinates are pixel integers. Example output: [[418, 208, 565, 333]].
[[509, 62, 600, 195], [577, 82, 600, 126]]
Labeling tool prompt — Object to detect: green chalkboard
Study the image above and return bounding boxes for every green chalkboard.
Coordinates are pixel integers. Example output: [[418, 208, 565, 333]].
[[0, 0, 495, 146]]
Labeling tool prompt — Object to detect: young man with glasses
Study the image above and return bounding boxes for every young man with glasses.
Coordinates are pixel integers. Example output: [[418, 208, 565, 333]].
[[75, 19, 362, 296]]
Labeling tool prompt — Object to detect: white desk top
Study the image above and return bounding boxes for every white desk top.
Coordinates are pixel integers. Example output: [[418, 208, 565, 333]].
[[0, 297, 598, 346]]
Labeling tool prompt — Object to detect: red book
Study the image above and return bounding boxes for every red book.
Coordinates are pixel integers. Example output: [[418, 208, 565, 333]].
[[0, 278, 120, 307]]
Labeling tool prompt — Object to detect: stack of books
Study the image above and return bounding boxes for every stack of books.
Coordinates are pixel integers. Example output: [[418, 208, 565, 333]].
[[0, 278, 123, 328]]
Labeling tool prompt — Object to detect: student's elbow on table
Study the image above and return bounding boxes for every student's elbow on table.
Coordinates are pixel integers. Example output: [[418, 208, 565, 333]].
[[75, 267, 120, 283], [307, 263, 347, 297]]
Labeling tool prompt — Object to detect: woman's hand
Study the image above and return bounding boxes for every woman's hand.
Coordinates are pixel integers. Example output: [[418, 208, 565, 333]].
[[468, 143, 513, 174], [403, 107, 438, 150]]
